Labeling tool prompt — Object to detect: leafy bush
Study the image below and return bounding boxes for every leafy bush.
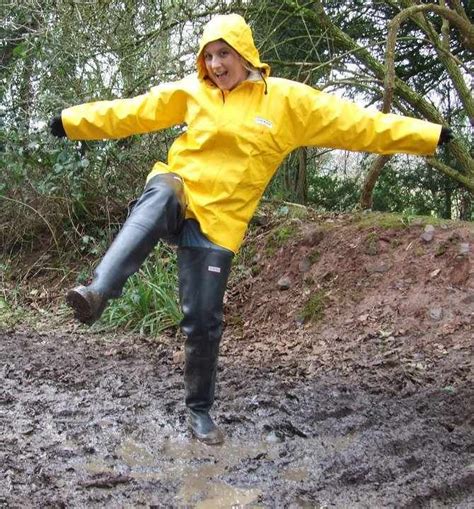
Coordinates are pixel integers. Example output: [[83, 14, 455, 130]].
[[99, 243, 182, 336]]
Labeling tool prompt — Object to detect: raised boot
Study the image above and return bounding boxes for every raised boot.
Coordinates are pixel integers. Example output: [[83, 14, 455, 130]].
[[178, 246, 233, 445], [67, 174, 185, 324], [66, 285, 107, 325]]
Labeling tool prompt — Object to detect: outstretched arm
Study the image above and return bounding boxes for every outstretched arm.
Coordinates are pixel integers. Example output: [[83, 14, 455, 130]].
[[50, 81, 188, 141], [291, 82, 443, 156]]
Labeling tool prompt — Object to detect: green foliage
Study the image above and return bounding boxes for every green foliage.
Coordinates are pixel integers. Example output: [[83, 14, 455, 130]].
[[272, 225, 293, 244], [232, 243, 258, 282], [355, 212, 409, 230], [1, 0, 208, 256], [0, 296, 27, 329], [0, 262, 28, 329], [265, 223, 296, 255], [300, 290, 327, 323], [100, 243, 182, 336], [1, 128, 121, 253], [363, 232, 379, 256], [234, 243, 257, 267], [371, 162, 471, 221], [308, 173, 361, 212], [354, 210, 459, 233]]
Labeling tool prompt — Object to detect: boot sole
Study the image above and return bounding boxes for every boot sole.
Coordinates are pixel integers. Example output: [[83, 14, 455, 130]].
[[190, 427, 225, 445], [66, 289, 96, 325]]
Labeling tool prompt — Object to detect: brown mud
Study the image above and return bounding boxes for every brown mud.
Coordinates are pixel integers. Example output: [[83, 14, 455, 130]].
[[1, 214, 473, 507]]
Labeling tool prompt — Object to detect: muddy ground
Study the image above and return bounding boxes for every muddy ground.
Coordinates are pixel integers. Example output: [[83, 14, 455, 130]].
[[1, 214, 473, 507]]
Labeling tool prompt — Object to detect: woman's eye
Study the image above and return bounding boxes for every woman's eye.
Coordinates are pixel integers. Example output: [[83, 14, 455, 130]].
[[220, 51, 228, 57]]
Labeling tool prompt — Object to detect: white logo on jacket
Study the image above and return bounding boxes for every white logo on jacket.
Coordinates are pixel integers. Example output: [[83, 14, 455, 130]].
[[255, 116, 273, 129]]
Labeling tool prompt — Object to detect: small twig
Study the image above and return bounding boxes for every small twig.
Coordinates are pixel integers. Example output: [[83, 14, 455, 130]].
[[0, 195, 60, 252]]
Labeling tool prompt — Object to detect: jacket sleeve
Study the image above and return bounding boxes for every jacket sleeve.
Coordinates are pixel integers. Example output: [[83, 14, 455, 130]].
[[291, 83, 441, 156], [61, 81, 188, 140]]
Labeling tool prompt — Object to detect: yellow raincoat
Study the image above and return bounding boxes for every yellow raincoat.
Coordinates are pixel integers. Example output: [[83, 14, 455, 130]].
[[62, 14, 442, 253]]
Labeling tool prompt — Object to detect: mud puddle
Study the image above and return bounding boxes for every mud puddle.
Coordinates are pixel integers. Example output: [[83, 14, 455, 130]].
[[1, 330, 473, 507]]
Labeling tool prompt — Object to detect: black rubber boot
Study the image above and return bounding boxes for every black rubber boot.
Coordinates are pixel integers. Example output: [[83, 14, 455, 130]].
[[67, 174, 185, 324], [178, 246, 233, 445]]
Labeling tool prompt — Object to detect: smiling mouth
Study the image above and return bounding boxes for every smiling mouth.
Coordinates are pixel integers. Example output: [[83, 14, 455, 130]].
[[214, 71, 228, 79]]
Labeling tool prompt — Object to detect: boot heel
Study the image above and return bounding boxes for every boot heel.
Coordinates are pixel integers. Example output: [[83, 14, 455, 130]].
[[189, 410, 225, 445]]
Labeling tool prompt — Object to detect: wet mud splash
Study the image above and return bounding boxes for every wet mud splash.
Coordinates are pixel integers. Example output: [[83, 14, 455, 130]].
[[1, 330, 473, 507]]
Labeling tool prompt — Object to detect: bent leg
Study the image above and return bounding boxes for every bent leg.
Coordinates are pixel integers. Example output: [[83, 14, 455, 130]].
[[67, 173, 185, 324]]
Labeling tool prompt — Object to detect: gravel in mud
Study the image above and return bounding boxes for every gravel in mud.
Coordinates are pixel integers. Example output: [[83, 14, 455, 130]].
[[1, 328, 472, 508]]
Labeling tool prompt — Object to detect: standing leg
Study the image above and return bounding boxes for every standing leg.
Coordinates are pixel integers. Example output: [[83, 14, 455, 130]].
[[177, 246, 233, 445], [67, 173, 185, 324]]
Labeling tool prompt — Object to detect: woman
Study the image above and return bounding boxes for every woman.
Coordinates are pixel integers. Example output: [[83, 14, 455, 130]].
[[50, 14, 452, 445]]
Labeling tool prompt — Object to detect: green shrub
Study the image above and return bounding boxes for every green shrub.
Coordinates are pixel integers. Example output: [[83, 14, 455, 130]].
[[99, 243, 182, 335]]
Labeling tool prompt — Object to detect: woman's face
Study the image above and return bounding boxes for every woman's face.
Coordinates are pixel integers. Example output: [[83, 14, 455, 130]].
[[203, 40, 249, 91]]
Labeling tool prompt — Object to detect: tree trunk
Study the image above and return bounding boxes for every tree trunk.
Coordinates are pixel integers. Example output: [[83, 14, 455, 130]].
[[295, 148, 308, 204], [360, 156, 391, 210], [459, 190, 472, 221], [397, 0, 474, 126], [443, 187, 453, 219]]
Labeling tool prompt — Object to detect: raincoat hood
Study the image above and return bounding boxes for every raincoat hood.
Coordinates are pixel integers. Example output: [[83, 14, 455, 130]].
[[196, 14, 270, 81]]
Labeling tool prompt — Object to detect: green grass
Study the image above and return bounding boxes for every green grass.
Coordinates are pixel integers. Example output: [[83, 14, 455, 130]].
[[354, 211, 457, 230], [265, 224, 297, 255], [364, 232, 379, 256], [100, 243, 182, 336], [0, 296, 22, 329], [299, 290, 327, 323]]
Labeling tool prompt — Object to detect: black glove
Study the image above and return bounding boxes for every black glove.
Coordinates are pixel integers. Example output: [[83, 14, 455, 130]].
[[49, 115, 66, 138], [438, 127, 454, 146]]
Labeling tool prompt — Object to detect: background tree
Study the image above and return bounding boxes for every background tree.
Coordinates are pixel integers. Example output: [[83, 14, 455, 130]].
[[1, 0, 472, 262], [361, 0, 473, 211]]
